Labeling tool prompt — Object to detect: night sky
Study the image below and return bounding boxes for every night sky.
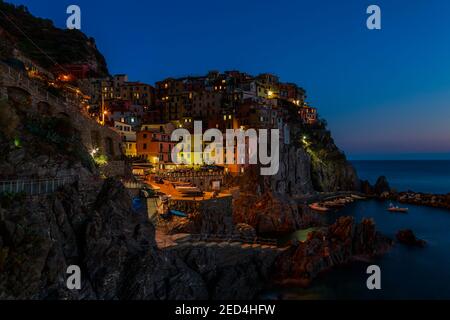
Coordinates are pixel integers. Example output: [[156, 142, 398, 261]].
[[5, 0, 450, 160]]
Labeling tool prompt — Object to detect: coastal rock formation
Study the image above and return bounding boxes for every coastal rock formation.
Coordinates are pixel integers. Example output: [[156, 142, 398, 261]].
[[168, 244, 279, 300], [233, 187, 303, 235], [0, 178, 279, 300], [232, 119, 359, 235], [393, 192, 450, 210], [396, 230, 426, 247], [274, 216, 392, 287], [360, 176, 391, 196], [374, 176, 391, 195]]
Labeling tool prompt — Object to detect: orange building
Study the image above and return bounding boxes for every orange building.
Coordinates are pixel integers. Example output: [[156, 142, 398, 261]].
[[136, 130, 176, 164]]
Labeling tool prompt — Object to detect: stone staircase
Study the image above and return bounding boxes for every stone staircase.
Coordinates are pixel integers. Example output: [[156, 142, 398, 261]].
[[157, 232, 288, 253]]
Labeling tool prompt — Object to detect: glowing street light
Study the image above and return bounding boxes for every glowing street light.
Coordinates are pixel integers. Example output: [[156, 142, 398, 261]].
[[90, 147, 99, 157]]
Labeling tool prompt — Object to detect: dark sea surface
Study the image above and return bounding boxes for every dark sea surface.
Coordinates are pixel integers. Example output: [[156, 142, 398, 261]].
[[352, 160, 450, 194], [268, 160, 450, 300]]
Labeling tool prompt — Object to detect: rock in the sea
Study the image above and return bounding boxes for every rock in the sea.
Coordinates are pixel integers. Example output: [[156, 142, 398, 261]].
[[274, 216, 393, 286], [360, 179, 374, 195], [396, 230, 426, 247], [374, 176, 391, 195]]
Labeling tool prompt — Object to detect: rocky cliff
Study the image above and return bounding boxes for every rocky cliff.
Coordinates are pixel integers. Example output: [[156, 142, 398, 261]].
[[0, 179, 278, 299], [0, 1, 109, 77], [232, 112, 359, 235], [274, 216, 392, 287]]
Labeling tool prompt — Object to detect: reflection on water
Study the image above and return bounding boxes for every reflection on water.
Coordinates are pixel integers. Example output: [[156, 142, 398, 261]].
[[267, 199, 450, 300]]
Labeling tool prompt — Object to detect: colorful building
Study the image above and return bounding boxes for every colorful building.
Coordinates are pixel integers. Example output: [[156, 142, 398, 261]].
[[136, 130, 176, 164], [113, 121, 137, 157]]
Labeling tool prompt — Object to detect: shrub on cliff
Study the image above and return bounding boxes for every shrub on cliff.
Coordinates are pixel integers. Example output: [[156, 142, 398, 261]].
[[0, 99, 19, 139], [24, 115, 94, 170]]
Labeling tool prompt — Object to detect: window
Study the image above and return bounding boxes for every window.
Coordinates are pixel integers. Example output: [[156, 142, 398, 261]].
[[143, 134, 147, 139], [143, 143, 147, 150]]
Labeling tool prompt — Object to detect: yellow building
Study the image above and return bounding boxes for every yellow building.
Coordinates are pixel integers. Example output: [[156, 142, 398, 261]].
[[123, 141, 137, 157]]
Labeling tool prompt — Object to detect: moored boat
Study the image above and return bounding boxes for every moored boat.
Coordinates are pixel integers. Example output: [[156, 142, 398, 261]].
[[323, 200, 345, 208], [388, 203, 409, 213], [309, 203, 330, 212]]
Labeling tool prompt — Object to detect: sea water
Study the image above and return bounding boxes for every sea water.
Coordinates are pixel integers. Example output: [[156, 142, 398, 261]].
[[267, 160, 450, 299]]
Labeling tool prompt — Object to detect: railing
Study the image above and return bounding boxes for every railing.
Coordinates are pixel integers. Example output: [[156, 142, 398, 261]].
[[0, 176, 77, 196], [178, 233, 278, 247], [160, 171, 225, 179], [0, 62, 90, 118], [0, 62, 63, 104], [122, 180, 145, 189]]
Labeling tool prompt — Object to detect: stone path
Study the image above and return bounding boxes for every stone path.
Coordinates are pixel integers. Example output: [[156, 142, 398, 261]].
[[155, 231, 287, 253]]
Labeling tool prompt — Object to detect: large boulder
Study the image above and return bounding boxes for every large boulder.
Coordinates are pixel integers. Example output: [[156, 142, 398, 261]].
[[374, 176, 391, 195], [396, 230, 426, 247], [273, 216, 392, 287]]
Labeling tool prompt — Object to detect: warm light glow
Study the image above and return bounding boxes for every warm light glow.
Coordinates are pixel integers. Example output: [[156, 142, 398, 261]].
[[90, 147, 99, 157]]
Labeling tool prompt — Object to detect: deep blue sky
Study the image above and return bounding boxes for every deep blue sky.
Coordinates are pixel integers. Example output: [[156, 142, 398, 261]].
[[5, 0, 450, 159]]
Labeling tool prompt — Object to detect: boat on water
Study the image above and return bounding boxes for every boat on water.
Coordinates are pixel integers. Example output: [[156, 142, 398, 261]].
[[309, 203, 330, 212], [170, 210, 188, 218], [387, 203, 409, 213], [322, 200, 345, 208]]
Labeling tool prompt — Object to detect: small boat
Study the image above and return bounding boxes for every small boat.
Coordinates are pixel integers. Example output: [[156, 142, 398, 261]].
[[309, 203, 330, 212], [323, 201, 345, 208], [170, 210, 188, 218], [387, 203, 409, 213]]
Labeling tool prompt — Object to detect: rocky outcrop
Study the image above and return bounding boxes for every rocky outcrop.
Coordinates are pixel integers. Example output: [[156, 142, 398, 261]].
[[273, 216, 392, 287], [231, 118, 359, 235], [396, 230, 426, 247], [233, 189, 303, 235], [168, 244, 279, 300], [391, 192, 450, 210], [0, 178, 279, 300], [361, 176, 391, 196], [374, 176, 391, 195], [0, 2, 109, 76]]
